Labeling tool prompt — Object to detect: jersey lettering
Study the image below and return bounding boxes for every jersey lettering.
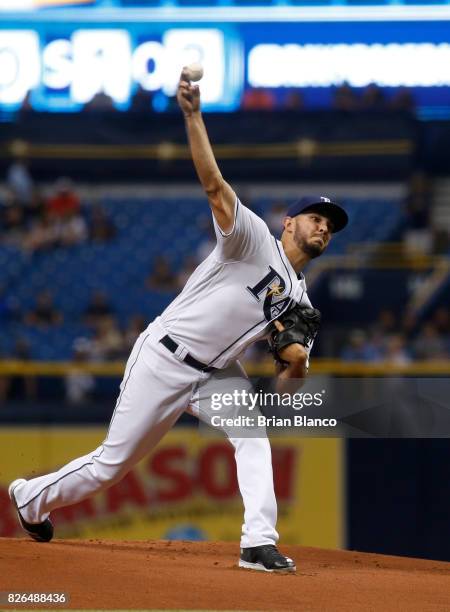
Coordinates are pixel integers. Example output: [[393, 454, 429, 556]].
[[247, 266, 290, 321]]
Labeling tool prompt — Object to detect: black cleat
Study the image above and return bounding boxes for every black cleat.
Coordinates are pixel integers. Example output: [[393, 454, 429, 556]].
[[8, 479, 54, 543], [239, 544, 296, 573]]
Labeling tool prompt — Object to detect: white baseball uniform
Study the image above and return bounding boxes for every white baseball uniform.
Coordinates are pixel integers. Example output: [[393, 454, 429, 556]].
[[12, 196, 314, 548]]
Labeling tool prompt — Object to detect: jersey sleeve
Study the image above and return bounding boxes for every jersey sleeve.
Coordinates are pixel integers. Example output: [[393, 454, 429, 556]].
[[212, 196, 271, 262]]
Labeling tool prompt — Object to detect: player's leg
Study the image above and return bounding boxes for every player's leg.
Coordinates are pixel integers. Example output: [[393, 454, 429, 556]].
[[188, 362, 279, 547], [11, 326, 197, 527], [227, 435, 278, 547], [189, 362, 295, 571]]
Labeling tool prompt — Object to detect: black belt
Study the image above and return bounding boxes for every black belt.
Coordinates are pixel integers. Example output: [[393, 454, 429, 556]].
[[159, 335, 217, 373]]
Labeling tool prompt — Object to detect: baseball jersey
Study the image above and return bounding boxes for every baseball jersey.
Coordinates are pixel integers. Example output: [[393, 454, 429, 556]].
[[158, 196, 314, 369]]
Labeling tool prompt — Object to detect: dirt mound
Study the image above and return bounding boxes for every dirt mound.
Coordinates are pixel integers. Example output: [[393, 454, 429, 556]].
[[2, 539, 449, 611]]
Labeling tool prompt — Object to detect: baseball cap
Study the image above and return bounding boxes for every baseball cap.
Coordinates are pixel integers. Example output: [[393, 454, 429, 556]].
[[286, 195, 348, 233]]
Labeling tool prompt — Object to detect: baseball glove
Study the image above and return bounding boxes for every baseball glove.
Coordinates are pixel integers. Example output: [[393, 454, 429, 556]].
[[269, 304, 321, 366]]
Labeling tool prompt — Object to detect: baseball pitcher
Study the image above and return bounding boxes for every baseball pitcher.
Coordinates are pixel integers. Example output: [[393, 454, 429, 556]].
[[9, 69, 348, 573]]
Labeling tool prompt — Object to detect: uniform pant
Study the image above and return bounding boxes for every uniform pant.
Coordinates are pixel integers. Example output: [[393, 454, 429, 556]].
[[12, 320, 279, 548]]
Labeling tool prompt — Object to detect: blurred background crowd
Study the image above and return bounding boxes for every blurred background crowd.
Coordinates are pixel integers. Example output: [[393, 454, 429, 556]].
[[1, 153, 449, 406], [15, 81, 416, 116]]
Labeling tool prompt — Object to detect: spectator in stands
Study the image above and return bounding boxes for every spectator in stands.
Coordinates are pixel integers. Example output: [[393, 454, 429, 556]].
[[1, 197, 26, 248], [402, 170, 432, 255], [47, 178, 81, 220], [25, 290, 63, 328], [412, 322, 448, 361], [130, 85, 154, 112], [433, 307, 450, 356], [90, 318, 124, 361], [0, 342, 8, 403], [14, 336, 33, 360], [384, 334, 411, 365], [0, 285, 10, 322], [432, 227, 450, 255], [18, 91, 36, 116], [360, 83, 385, 111], [367, 330, 388, 361], [146, 255, 177, 292], [7, 152, 34, 207], [400, 308, 418, 337], [389, 87, 415, 113], [12, 337, 37, 401], [0, 337, 36, 402], [432, 307, 450, 336], [83, 291, 115, 329], [371, 308, 397, 340], [341, 329, 383, 362], [59, 209, 88, 247], [283, 90, 304, 110], [25, 188, 45, 225], [65, 338, 96, 405], [89, 204, 116, 243], [43, 179, 87, 248], [332, 82, 359, 111], [123, 314, 146, 354], [23, 211, 59, 254], [242, 87, 276, 111], [83, 92, 116, 112]]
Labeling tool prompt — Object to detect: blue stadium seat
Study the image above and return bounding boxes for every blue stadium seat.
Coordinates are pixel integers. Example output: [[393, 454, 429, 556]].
[[1, 195, 404, 359]]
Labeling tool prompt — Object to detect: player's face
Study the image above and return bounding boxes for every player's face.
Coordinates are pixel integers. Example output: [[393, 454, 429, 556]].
[[294, 213, 333, 258]]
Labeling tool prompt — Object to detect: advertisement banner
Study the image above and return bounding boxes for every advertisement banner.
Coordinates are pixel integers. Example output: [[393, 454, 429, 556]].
[[1, 10, 450, 112], [0, 426, 343, 548]]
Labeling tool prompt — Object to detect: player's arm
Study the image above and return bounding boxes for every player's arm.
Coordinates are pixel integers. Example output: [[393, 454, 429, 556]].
[[273, 321, 308, 394], [176, 69, 236, 233]]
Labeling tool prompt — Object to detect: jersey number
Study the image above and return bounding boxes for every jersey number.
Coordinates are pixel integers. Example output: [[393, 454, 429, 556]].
[[247, 266, 290, 321]]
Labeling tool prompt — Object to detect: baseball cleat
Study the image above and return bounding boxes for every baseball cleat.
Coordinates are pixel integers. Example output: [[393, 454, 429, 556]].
[[239, 545, 296, 573], [8, 478, 54, 543]]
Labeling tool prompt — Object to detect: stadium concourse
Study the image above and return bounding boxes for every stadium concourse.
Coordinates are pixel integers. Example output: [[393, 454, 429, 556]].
[[2, 539, 450, 611]]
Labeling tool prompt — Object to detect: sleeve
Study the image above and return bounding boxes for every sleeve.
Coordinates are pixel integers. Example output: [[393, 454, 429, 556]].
[[212, 196, 271, 262]]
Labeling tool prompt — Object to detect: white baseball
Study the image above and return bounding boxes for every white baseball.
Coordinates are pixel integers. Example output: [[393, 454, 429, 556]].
[[184, 62, 204, 82]]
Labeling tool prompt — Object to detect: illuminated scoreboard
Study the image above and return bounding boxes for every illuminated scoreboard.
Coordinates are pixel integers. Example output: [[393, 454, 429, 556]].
[[0, 27, 239, 111], [1, 3, 450, 113]]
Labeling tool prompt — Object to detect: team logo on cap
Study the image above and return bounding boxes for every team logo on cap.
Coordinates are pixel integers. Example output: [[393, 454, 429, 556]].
[[320, 197, 331, 203]]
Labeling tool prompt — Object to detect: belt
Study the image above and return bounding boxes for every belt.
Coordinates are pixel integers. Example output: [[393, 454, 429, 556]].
[[159, 335, 217, 373]]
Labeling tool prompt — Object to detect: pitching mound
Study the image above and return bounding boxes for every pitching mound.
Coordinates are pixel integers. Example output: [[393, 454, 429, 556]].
[[2, 539, 450, 611]]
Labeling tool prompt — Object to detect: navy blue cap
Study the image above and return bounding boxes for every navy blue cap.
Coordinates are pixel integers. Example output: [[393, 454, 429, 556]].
[[286, 196, 348, 233]]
